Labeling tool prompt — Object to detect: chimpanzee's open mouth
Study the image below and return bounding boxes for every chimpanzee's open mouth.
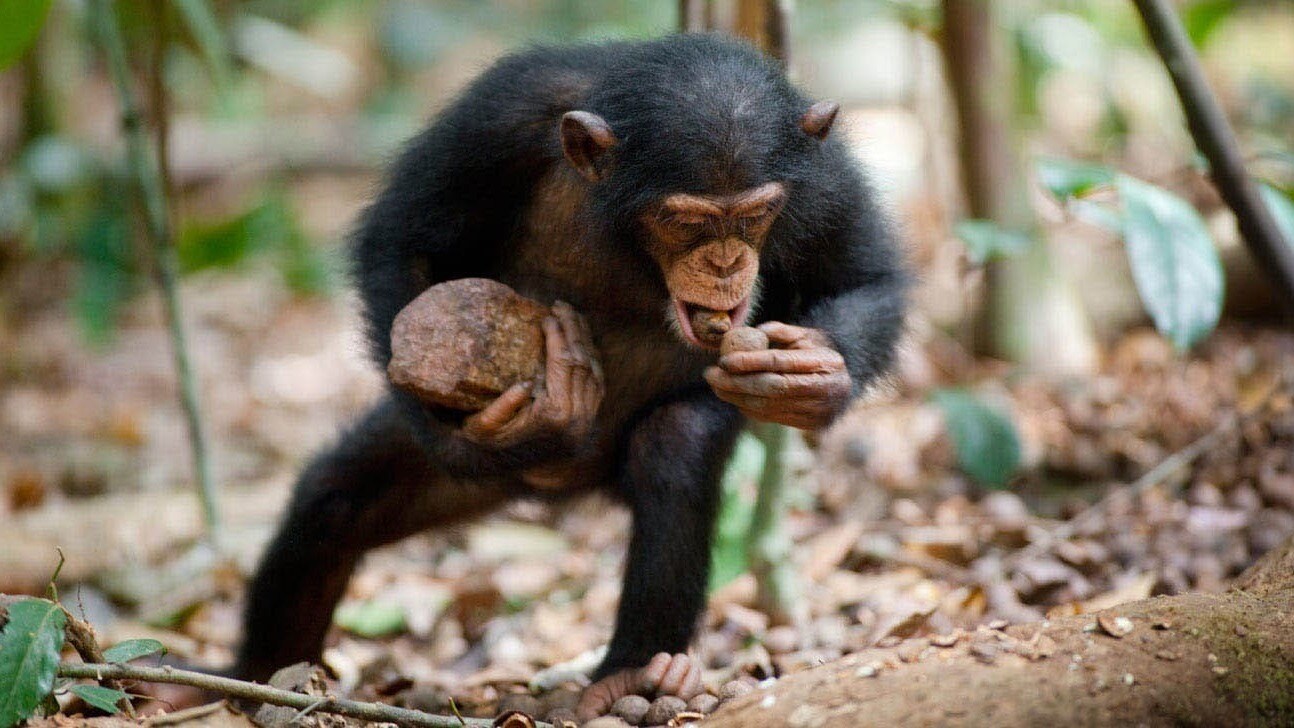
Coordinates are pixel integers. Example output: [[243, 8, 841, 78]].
[[672, 297, 752, 350]]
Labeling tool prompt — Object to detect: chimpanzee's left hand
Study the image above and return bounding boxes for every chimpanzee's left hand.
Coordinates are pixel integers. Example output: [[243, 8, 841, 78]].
[[703, 321, 852, 430]]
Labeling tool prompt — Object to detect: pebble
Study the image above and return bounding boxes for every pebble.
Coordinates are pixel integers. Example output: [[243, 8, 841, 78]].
[[763, 625, 800, 654], [686, 694, 719, 714], [643, 695, 687, 725], [496, 693, 542, 717], [582, 717, 631, 728], [611, 695, 651, 725], [543, 708, 578, 727], [719, 680, 754, 701]]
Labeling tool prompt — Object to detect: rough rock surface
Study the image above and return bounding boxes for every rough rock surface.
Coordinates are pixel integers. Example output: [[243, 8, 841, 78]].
[[388, 278, 548, 411]]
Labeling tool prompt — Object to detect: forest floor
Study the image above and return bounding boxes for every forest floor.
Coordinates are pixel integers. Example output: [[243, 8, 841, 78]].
[[2, 264, 1293, 725]]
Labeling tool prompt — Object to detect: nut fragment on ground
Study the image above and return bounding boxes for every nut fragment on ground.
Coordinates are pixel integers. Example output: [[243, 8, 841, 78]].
[[686, 694, 719, 714], [1097, 614, 1134, 638], [644, 695, 687, 725], [611, 694, 650, 724]]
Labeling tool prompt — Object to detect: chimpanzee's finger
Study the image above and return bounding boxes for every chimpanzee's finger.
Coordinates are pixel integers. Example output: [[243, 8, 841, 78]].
[[680, 658, 704, 700], [575, 310, 606, 385], [712, 390, 771, 414], [464, 382, 533, 434], [709, 369, 846, 399], [756, 321, 813, 348], [757, 321, 831, 350], [541, 316, 573, 407], [657, 653, 694, 697], [553, 301, 592, 370], [638, 653, 674, 694], [719, 348, 844, 375], [705, 367, 788, 397]]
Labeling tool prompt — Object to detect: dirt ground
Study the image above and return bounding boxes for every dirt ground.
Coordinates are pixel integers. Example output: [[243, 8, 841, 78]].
[[3, 255, 1293, 722]]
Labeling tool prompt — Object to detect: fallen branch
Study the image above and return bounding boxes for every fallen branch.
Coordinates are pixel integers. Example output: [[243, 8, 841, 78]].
[[57, 662, 524, 728], [1004, 412, 1237, 569]]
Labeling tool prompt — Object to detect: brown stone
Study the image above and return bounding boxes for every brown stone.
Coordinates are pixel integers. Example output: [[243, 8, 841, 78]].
[[388, 278, 548, 411], [720, 326, 769, 355]]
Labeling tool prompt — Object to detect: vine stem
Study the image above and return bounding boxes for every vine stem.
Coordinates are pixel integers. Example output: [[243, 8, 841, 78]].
[[746, 423, 802, 626], [1130, 0, 1294, 309], [90, 0, 221, 540]]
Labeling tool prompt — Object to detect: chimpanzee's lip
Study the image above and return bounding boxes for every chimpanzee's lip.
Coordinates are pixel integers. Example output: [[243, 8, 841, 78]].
[[672, 297, 752, 350]]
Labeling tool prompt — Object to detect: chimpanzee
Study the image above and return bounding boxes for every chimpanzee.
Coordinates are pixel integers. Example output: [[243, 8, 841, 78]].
[[234, 33, 906, 718]]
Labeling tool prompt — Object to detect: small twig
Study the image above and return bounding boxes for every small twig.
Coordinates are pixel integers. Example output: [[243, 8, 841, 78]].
[[1004, 413, 1238, 570], [1005, 369, 1290, 571], [448, 697, 468, 726], [57, 663, 516, 728], [290, 696, 328, 724], [90, 0, 222, 543], [1131, 0, 1294, 310], [61, 611, 136, 718]]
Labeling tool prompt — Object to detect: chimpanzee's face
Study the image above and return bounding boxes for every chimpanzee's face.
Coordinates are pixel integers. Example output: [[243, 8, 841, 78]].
[[639, 182, 786, 349], [558, 101, 836, 348]]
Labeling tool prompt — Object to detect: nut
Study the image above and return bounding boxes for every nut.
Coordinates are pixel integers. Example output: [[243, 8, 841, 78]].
[[720, 326, 769, 355]]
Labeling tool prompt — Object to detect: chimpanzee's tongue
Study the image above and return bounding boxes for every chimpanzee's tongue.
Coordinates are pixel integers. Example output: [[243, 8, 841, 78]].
[[689, 307, 733, 347], [673, 297, 751, 349]]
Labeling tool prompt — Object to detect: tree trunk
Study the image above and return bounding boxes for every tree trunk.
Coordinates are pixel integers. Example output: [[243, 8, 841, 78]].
[[940, 0, 1097, 375], [704, 534, 1294, 727]]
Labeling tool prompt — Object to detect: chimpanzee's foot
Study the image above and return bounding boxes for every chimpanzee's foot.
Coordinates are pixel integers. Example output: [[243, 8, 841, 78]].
[[576, 652, 703, 721]]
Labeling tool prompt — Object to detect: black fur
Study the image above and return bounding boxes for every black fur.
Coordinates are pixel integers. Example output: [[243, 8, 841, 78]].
[[236, 33, 907, 683]]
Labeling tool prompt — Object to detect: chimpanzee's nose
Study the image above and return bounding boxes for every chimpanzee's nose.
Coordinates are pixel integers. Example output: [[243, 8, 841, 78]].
[[705, 239, 745, 277]]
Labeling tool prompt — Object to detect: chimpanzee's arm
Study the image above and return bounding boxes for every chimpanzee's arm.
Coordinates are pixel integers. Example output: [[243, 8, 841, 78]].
[[354, 53, 599, 478], [796, 206, 908, 396]]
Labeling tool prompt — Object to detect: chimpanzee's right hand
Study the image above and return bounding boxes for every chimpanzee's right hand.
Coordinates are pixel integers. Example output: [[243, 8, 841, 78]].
[[460, 300, 604, 452]]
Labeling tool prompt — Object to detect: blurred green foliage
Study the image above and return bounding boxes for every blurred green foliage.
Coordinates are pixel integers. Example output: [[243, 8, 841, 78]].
[[0, 0, 53, 70], [1038, 158, 1226, 351], [178, 192, 336, 296], [953, 219, 1033, 264], [709, 431, 766, 592], [931, 388, 1022, 488], [0, 0, 1290, 352]]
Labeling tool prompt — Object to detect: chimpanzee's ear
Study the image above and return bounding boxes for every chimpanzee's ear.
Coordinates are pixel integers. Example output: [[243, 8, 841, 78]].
[[560, 111, 618, 182], [799, 101, 839, 140]]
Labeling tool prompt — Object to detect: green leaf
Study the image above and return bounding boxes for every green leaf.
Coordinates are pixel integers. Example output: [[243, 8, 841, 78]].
[[931, 389, 1021, 488], [68, 685, 127, 714], [102, 638, 166, 664], [0, 598, 66, 728], [1069, 198, 1123, 233], [74, 189, 135, 345], [1258, 181, 1294, 247], [952, 219, 1033, 264], [333, 601, 406, 638], [1116, 175, 1223, 351], [708, 432, 765, 592], [1182, 0, 1234, 47], [0, 0, 53, 71], [1036, 157, 1116, 200]]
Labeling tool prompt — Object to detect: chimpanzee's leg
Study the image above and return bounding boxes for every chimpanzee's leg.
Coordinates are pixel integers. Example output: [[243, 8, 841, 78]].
[[578, 393, 742, 718], [234, 395, 518, 681]]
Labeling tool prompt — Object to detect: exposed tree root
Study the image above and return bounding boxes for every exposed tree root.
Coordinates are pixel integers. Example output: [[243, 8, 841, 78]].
[[705, 535, 1294, 727]]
